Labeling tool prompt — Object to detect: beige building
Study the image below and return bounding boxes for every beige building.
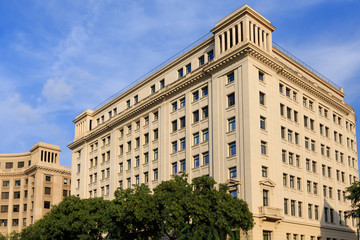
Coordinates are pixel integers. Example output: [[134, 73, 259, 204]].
[[69, 5, 359, 240], [0, 142, 71, 235]]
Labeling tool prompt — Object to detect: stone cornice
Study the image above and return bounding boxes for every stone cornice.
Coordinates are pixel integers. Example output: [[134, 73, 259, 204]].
[[0, 165, 71, 178], [68, 42, 353, 149]]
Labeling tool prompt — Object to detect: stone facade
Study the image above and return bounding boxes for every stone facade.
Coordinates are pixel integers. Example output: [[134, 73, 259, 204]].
[[69, 5, 358, 240], [0, 142, 71, 235]]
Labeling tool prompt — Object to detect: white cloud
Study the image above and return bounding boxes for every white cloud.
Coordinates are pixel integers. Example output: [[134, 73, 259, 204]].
[[42, 78, 74, 103]]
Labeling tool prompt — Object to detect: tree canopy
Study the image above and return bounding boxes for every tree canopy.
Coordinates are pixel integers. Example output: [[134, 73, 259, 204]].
[[346, 180, 360, 225], [12, 174, 253, 240]]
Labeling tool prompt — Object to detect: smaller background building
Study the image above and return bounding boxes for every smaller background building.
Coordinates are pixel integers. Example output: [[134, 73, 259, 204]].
[[0, 142, 71, 235]]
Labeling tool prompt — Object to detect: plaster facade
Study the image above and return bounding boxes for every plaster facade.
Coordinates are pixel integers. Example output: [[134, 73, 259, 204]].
[[69, 5, 358, 240]]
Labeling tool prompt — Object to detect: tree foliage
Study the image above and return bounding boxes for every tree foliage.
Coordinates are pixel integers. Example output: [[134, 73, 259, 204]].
[[346, 180, 360, 225], [14, 174, 253, 240]]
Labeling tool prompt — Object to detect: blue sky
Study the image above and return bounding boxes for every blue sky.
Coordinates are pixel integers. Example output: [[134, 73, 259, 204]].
[[1, 0, 360, 167]]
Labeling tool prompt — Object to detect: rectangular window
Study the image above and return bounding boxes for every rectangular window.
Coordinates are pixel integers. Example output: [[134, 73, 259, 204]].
[[180, 160, 186, 172], [193, 132, 199, 145], [228, 117, 236, 131], [261, 141, 267, 155], [151, 85, 156, 93], [172, 102, 178, 111], [172, 141, 178, 153], [144, 172, 149, 183], [202, 86, 208, 96], [262, 166, 268, 177], [227, 72, 235, 83], [172, 162, 178, 175], [202, 106, 208, 119], [229, 142, 236, 156], [180, 138, 186, 150], [172, 120, 177, 132], [193, 110, 199, 123], [228, 93, 235, 107], [260, 116, 266, 130], [259, 92, 265, 105], [229, 167, 237, 178], [199, 55, 205, 66], [259, 71, 264, 81], [193, 91, 199, 101], [186, 63, 191, 74], [194, 155, 200, 168], [284, 199, 288, 214], [263, 190, 269, 206], [160, 79, 165, 89], [203, 152, 209, 165], [144, 152, 149, 164], [153, 149, 158, 160], [178, 68, 183, 78], [44, 187, 51, 195], [180, 98, 186, 108], [203, 129, 209, 142], [207, 50, 214, 61], [153, 169, 158, 180], [291, 200, 296, 216]]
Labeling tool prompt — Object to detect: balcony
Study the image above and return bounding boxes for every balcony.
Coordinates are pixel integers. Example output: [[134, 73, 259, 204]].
[[258, 206, 283, 222]]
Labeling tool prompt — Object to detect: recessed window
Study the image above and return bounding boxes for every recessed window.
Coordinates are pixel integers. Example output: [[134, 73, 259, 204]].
[[228, 93, 235, 107], [193, 91, 199, 101], [259, 92, 265, 105], [202, 129, 209, 142], [193, 132, 199, 145], [180, 160, 186, 171], [262, 166, 268, 177], [229, 167, 237, 178], [202, 106, 208, 119], [180, 138, 186, 150], [160, 79, 165, 89], [178, 68, 184, 79], [172, 162, 178, 174], [45, 187, 51, 195], [153, 168, 158, 180], [229, 142, 236, 156], [207, 50, 214, 61], [261, 141, 267, 155], [172, 141, 178, 153], [186, 63, 191, 74], [180, 98, 186, 107], [260, 116, 266, 130], [263, 190, 269, 206], [151, 85, 156, 94], [202, 86, 208, 96], [228, 117, 235, 131], [203, 152, 209, 165], [44, 201, 51, 209], [172, 120, 177, 132], [199, 55, 205, 66], [258, 71, 264, 81], [5, 162, 13, 169], [45, 176, 51, 182], [172, 102, 178, 111], [227, 72, 235, 83], [194, 155, 200, 168], [193, 110, 199, 123]]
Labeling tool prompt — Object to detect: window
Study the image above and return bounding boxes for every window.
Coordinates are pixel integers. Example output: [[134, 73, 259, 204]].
[[193, 110, 199, 123], [194, 155, 200, 168], [199, 55, 205, 66], [180, 117, 186, 128], [203, 152, 209, 165], [180, 160, 186, 172], [151, 85, 156, 94], [5, 162, 13, 169], [13, 205, 20, 213], [263, 231, 272, 240], [186, 63, 191, 74], [44, 201, 50, 209], [290, 176, 294, 188], [15, 180, 21, 186], [154, 149, 158, 160], [262, 166, 268, 177], [298, 202, 302, 217], [280, 104, 284, 116], [202, 106, 208, 119], [153, 129, 159, 140], [45, 176, 51, 182], [1, 205, 8, 213], [263, 190, 269, 206], [180, 138, 186, 150], [259, 71, 264, 81], [283, 174, 287, 186], [279, 83, 284, 93], [144, 172, 149, 183], [193, 91, 199, 101], [308, 204, 313, 219], [261, 141, 267, 155], [202, 129, 209, 142], [144, 116, 149, 125], [229, 142, 236, 156], [228, 117, 236, 131], [193, 132, 199, 145], [172, 162, 178, 174], [227, 72, 235, 83], [260, 116, 266, 130], [44, 187, 51, 195], [284, 199, 288, 214], [259, 92, 265, 105], [18, 162, 24, 168], [153, 169, 158, 180], [172, 120, 177, 132], [202, 86, 208, 96], [180, 98, 186, 108], [291, 200, 296, 216], [144, 152, 149, 164], [229, 167, 237, 178], [126, 100, 131, 108], [2, 181, 9, 187], [207, 50, 214, 61], [172, 141, 178, 153], [160, 79, 165, 89], [228, 93, 235, 107], [172, 102, 178, 111]]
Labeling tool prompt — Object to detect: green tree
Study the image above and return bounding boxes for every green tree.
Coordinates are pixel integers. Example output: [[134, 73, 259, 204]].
[[18, 196, 111, 240], [108, 184, 161, 240], [346, 180, 360, 225]]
